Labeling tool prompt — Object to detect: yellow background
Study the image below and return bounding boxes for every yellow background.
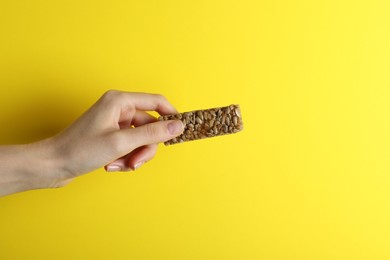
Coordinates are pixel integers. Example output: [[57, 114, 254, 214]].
[[1, 0, 390, 259]]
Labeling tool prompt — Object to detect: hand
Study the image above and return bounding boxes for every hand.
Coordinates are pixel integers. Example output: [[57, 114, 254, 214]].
[[0, 90, 184, 196]]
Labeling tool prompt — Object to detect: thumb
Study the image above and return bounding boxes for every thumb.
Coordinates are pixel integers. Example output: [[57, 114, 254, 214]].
[[116, 120, 184, 151]]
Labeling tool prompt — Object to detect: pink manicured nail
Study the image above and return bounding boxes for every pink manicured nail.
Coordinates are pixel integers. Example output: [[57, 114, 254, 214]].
[[106, 165, 122, 172], [134, 161, 144, 170]]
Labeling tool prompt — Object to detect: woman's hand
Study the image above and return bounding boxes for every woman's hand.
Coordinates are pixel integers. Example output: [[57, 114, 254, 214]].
[[0, 90, 184, 196]]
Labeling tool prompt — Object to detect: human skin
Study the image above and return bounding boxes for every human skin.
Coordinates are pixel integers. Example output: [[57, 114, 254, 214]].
[[0, 90, 184, 197]]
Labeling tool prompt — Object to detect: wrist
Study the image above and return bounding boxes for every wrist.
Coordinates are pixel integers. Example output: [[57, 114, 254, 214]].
[[26, 138, 71, 190]]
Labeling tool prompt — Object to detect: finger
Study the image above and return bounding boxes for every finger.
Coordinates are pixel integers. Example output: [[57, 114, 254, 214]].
[[132, 110, 157, 127], [104, 156, 131, 172], [129, 111, 159, 168], [112, 120, 184, 153], [118, 110, 156, 129], [122, 92, 178, 115], [128, 144, 158, 169], [104, 146, 142, 172], [101, 90, 178, 116], [105, 144, 158, 172]]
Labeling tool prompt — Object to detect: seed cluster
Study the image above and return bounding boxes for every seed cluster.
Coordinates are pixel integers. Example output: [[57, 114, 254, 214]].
[[159, 104, 243, 145]]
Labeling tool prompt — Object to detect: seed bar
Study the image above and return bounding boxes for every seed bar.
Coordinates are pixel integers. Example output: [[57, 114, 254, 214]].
[[158, 104, 243, 145]]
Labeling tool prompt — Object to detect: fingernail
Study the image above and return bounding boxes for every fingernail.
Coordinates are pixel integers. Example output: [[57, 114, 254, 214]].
[[106, 165, 122, 172], [168, 120, 184, 135], [134, 161, 144, 170]]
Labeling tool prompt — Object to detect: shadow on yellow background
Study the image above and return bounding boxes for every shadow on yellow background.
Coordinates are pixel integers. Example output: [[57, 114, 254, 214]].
[[1, 0, 390, 259]]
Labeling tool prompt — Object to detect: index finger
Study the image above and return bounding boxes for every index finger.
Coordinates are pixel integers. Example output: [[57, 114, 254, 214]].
[[103, 90, 178, 115]]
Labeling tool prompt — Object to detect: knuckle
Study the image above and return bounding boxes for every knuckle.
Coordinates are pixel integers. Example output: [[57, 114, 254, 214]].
[[144, 123, 163, 139], [102, 89, 119, 99], [100, 90, 126, 108], [108, 132, 126, 153], [101, 90, 122, 104]]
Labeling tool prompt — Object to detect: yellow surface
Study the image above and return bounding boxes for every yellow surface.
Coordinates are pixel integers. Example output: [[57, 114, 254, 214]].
[[1, 0, 390, 259]]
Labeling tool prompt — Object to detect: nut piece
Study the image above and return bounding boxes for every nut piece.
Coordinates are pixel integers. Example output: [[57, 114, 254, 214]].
[[159, 104, 243, 145]]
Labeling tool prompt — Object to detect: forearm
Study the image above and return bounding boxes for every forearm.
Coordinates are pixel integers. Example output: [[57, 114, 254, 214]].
[[0, 139, 66, 197]]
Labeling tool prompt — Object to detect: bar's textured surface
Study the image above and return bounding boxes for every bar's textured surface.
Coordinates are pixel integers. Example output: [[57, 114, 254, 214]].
[[159, 104, 243, 145]]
